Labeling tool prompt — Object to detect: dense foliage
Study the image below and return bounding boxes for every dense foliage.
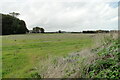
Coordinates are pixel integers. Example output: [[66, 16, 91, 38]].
[[32, 27, 44, 33], [87, 39, 120, 79], [2, 13, 28, 35]]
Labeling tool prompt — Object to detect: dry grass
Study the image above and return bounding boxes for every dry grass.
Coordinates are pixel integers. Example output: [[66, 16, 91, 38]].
[[37, 33, 114, 78]]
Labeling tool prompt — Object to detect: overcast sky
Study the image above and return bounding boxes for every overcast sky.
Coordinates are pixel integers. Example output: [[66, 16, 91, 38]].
[[0, 0, 119, 32]]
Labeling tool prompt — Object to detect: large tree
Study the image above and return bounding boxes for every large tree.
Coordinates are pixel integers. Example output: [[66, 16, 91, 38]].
[[2, 13, 28, 35]]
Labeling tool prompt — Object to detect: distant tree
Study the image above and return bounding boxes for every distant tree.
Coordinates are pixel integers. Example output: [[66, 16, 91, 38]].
[[40, 28, 45, 33], [96, 30, 109, 33], [82, 30, 96, 33], [58, 30, 62, 33], [32, 27, 45, 33], [33, 27, 41, 33]]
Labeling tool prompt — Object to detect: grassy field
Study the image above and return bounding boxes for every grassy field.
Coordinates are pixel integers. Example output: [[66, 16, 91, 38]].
[[0, 36, 2, 79], [2, 33, 117, 78]]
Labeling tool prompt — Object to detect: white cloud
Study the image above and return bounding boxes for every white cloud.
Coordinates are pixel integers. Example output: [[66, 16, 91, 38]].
[[0, 0, 119, 31]]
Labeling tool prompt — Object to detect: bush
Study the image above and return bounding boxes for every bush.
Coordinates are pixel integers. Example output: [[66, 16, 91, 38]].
[[87, 39, 120, 79], [30, 72, 41, 78]]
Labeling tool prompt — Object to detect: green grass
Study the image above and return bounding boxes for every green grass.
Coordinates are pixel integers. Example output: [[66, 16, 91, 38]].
[[2, 33, 95, 78], [0, 36, 2, 79]]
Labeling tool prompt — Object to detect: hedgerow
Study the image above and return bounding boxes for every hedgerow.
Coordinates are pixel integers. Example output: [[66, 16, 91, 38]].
[[87, 39, 120, 79]]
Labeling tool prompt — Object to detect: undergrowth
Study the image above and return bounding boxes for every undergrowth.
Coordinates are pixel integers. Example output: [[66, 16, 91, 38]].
[[86, 38, 120, 79]]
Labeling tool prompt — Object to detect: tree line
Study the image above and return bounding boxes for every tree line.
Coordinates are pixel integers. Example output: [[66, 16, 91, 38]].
[[1, 12, 45, 35], [1, 12, 112, 35], [82, 30, 109, 33]]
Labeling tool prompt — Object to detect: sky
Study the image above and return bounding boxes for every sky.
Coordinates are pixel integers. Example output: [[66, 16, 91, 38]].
[[0, 0, 119, 32]]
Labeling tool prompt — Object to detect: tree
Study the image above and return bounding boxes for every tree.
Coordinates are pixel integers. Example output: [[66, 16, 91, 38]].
[[2, 13, 28, 35], [9, 12, 20, 17], [40, 28, 45, 33], [32, 27, 45, 33], [58, 30, 62, 33], [33, 27, 41, 33]]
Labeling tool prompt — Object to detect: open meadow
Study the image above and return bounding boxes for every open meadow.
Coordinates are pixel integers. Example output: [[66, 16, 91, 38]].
[[2, 33, 119, 78], [1, 0, 119, 79]]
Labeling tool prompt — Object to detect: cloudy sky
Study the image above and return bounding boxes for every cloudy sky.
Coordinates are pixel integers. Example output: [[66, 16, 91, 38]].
[[0, 0, 119, 32]]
